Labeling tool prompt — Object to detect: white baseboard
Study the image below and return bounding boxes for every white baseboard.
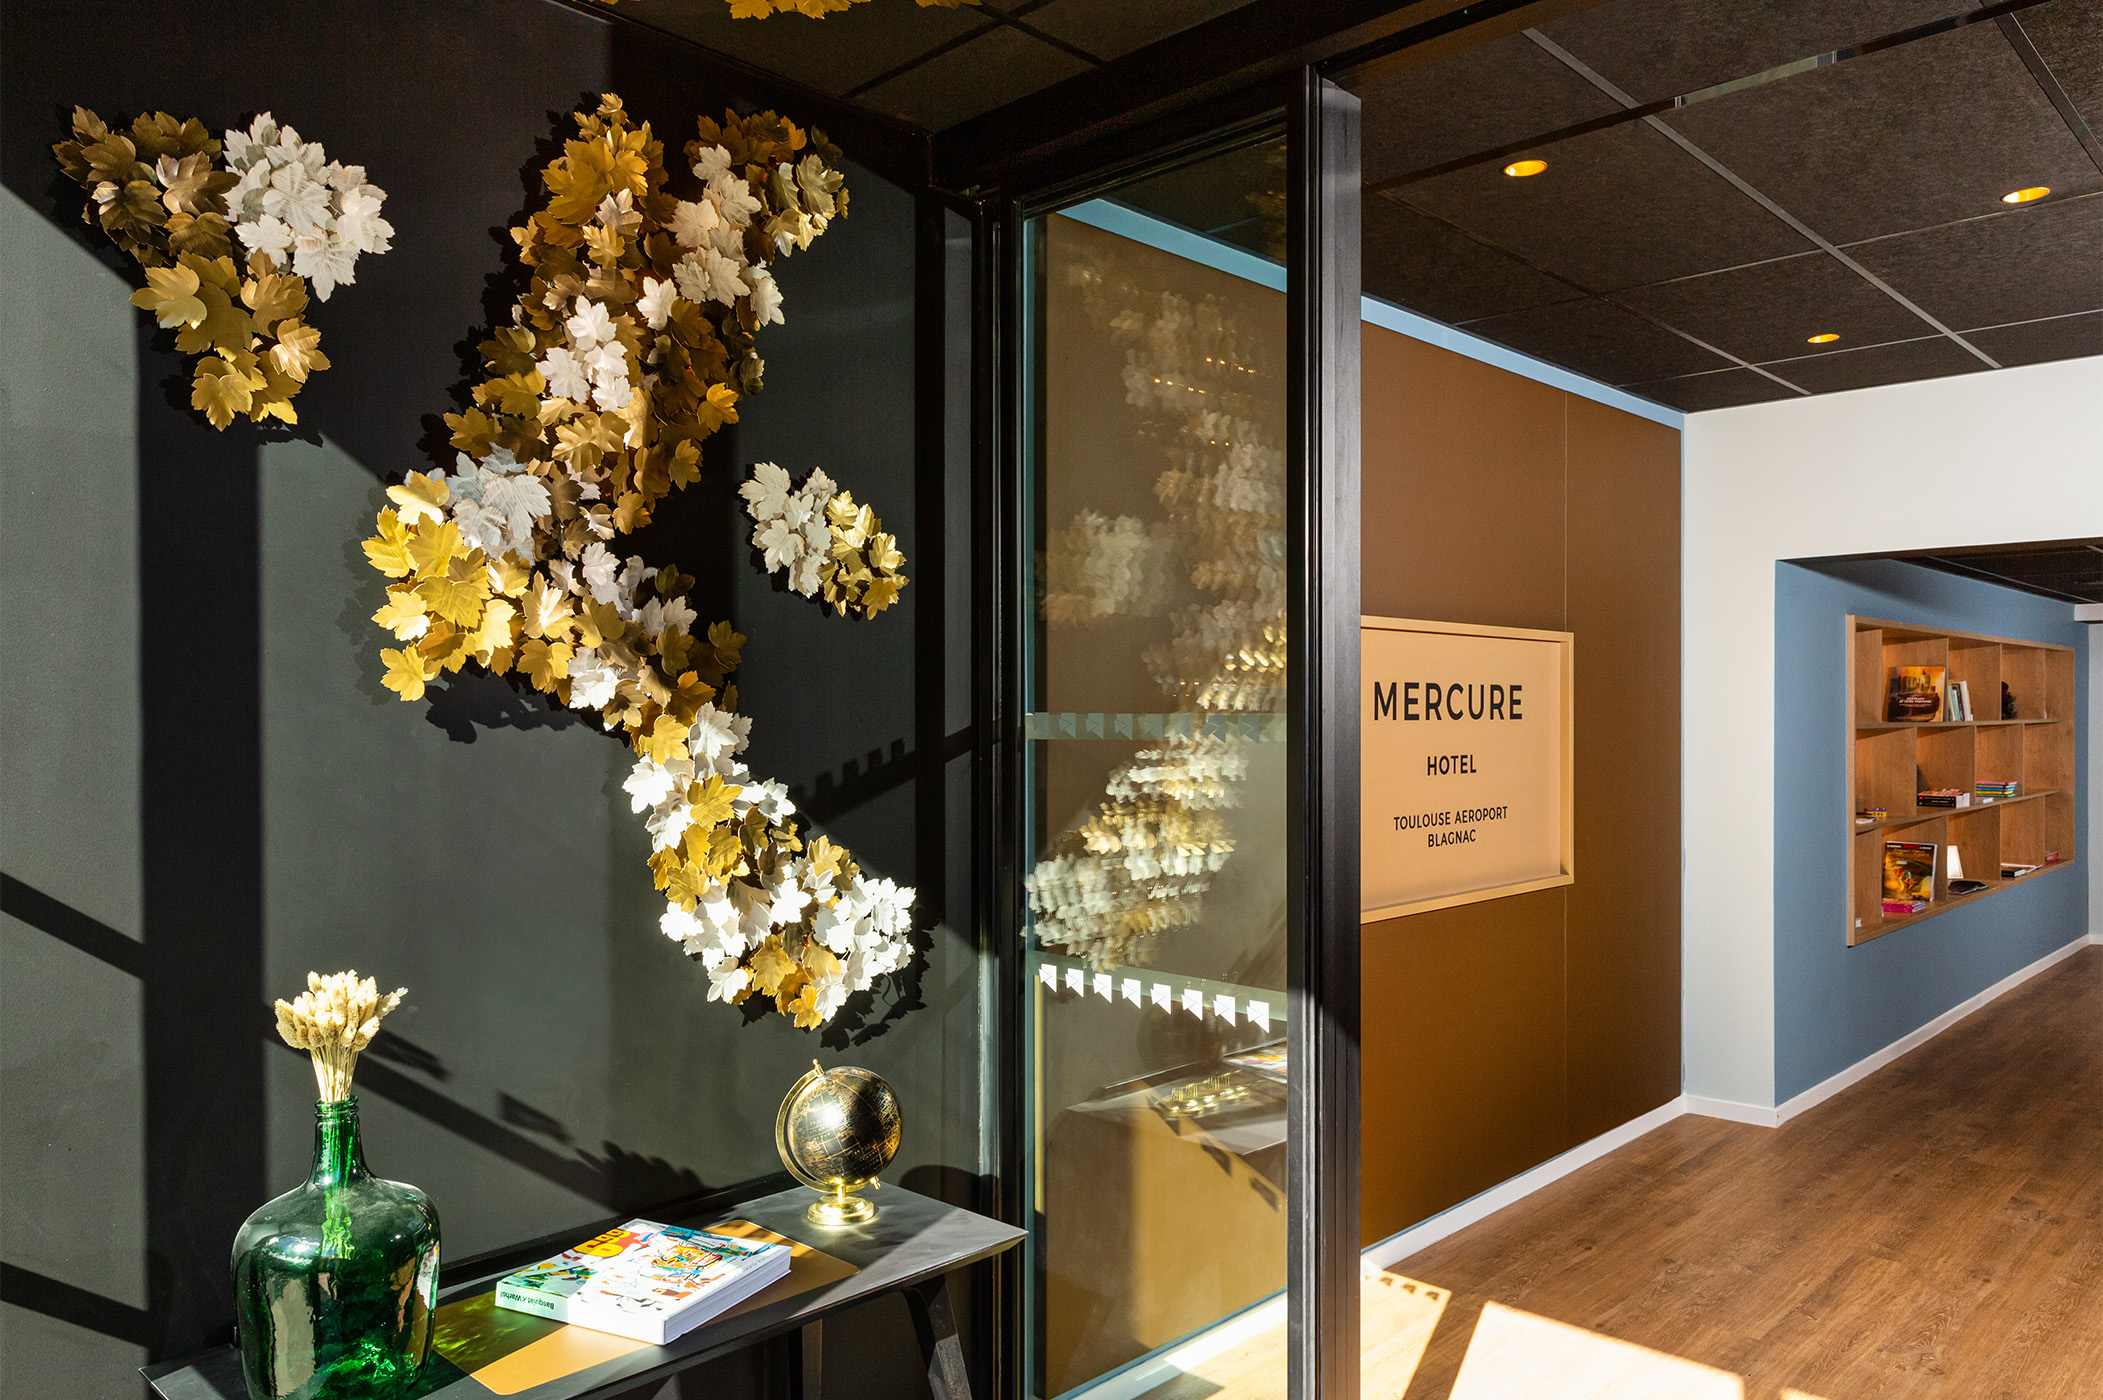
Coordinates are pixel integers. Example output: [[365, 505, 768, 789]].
[[1360, 1096, 1688, 1273], [1770, 930, 2096, 1124], [1681, 1095, 1781, 1128]]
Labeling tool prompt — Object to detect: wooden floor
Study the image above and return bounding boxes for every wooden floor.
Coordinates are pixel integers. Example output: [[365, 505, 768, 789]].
[[1155, 944, 2103, 1400]]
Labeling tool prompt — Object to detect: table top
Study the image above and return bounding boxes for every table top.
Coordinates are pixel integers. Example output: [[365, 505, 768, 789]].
[[142, 1183, 1022, 1400]]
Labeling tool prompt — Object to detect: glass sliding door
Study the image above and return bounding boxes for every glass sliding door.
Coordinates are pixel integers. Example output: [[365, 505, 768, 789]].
[[1017, 134, 1295, 1400]]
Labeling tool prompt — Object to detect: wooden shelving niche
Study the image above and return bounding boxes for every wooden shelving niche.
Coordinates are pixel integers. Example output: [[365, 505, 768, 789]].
[[1847, 615, 2078, 946]]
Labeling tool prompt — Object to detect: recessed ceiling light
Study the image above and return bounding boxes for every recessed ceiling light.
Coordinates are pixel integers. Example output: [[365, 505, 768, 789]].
[[1503, 159, 1548, 178], [2002, 186, 2050, 204], [1807, 332, 1841, 344]]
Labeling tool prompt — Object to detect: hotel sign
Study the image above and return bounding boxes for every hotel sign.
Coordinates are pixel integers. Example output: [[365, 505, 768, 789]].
[[1361, 616, 1574, 921]]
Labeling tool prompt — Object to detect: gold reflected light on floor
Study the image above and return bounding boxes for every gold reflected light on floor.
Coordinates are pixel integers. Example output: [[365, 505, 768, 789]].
[[1806, 332, 1841, 344], [1502, 159, 1548, 177], [2001, 185, 2050, 203], [1135, 1272, 1447, 1400], [1134, 1276, 1844, 1400], [1447, 1303, 1744, 1400], [1361, 1272, 1449, 1398]]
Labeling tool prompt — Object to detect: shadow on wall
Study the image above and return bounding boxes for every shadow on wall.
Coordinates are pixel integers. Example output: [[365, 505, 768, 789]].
[[0, 3, 976, 1396]]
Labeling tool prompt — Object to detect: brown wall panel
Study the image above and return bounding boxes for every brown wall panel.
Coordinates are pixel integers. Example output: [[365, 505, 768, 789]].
[[1358, 324, 1681, 1247], [1564, 396, 1684, 1142], [1360, 891, 1570, 1244], [1361, 327, 1567, 632]]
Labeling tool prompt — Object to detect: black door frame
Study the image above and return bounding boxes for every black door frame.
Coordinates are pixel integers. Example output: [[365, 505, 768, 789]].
[[968, 67, 1362, 1400]]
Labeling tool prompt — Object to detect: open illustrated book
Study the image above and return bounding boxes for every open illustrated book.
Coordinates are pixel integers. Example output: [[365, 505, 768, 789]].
[[495, 1219, 791, 1345]]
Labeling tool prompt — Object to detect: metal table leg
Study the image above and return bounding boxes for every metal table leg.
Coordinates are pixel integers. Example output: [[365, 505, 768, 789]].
[[788, 1318, 823, 1400], [904, 1275, 970, 1400]]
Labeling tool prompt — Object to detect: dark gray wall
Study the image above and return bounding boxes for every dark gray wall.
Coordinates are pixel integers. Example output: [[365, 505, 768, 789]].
[[0, 3, 981, 1396]]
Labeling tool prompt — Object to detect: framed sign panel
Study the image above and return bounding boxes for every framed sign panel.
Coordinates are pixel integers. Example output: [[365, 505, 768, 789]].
[[1360, 616, 1573, 921]]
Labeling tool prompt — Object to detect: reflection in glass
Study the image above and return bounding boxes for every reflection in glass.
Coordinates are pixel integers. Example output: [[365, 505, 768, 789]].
[[1021, 142, 1289, 1400]]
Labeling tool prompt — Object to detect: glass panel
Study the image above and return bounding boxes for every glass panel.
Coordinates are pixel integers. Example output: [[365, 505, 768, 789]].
[[1021, 135, 1291, 1400]]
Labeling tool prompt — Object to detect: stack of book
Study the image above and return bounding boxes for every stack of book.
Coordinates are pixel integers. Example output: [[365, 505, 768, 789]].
[[2002, 862, 2040, 878], [1945, 680, 1976, 721], [1975, 779, 2020, 800], [1881, 898, 1929, 916], [495, 1219, 791, 1344], [1916, 788, 1969, 809]]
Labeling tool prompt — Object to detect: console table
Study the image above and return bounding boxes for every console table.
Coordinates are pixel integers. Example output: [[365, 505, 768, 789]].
[[142, 1184, 1022, 1400]]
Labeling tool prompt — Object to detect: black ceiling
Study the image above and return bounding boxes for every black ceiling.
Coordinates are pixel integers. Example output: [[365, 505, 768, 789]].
[[597, 0, 2103, 412], [587, 0, 1260, 133], [1890, 539, 2103, 602], [1348, 0, 2103, 410]]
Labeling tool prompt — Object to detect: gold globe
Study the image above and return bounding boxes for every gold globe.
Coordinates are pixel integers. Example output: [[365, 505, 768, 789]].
[[775, 1062, 903, 1226]]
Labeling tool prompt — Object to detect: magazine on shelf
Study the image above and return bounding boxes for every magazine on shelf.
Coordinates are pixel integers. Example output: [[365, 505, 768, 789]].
[[1886, 666, 1945, 723], [1882, 840, 1936, 904], [496, 1219, 791, 1344]]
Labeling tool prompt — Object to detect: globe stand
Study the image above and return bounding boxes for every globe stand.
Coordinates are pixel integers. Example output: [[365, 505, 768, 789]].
[[807, 1180, 877, 1227], [776, 1061, 902, 1231]]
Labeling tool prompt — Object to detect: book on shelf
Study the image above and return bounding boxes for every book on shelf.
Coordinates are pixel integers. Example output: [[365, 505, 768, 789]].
[[2001, 862, 2040, 878], [1915, 788, 1969, 809], [495, 1219, 791, 1344], [1882, 899, 1928, 916], [1948, 680, 1972, 722], [1949, 879, 1989, 896], [1975, 779, 2020, 798], [1224, 1041, 1288, 1083], [1882, 840, 1936, 904], [1886, 665, 1945, 722]]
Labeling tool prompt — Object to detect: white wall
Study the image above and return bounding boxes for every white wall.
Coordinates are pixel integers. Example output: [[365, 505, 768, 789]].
[[1682, 357, 2103, 1108]]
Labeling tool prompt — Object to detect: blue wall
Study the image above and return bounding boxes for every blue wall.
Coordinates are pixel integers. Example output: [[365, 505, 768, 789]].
[[1773, 559, 2089, 1102]]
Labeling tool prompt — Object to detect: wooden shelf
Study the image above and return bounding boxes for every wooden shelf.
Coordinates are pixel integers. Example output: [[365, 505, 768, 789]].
[[1865, 859, 2079, 936], [1855, 718, 2060, 731], [1852, 788, 2061, 832], [1847, 615, 2077, 947]]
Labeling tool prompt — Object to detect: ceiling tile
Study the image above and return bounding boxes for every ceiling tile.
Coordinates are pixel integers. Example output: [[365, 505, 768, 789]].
[[1022, 0, 1255, 64], [1845, 193, 2103, 332], [1959, 309, 2103, 367], [2017, 0, 2103, 136], [1661, 20, 2103, 244], [1909, 541, 2103, 602], [1396, 118, 1811, 293], [1759, 334, 1985, 393], [1362, 195, 1584, 324], [1536, 0, 1977, 105], [859, 24, 1092, 131], [1612, 249, 1934, 364], [1620, 367, 1802, 413], [616, 0, 992, 99], [1355, 31, 1624, 186], [1462, 297, 1735, 385]]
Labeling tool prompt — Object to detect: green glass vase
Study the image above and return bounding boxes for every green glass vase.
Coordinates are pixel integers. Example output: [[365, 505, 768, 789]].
[[231, 1097, 442, 1399]]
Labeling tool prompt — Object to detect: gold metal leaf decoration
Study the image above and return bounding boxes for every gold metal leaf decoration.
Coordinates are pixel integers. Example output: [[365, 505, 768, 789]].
[[356, 94, 914, 1029], [53, 107, 392, 430]]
